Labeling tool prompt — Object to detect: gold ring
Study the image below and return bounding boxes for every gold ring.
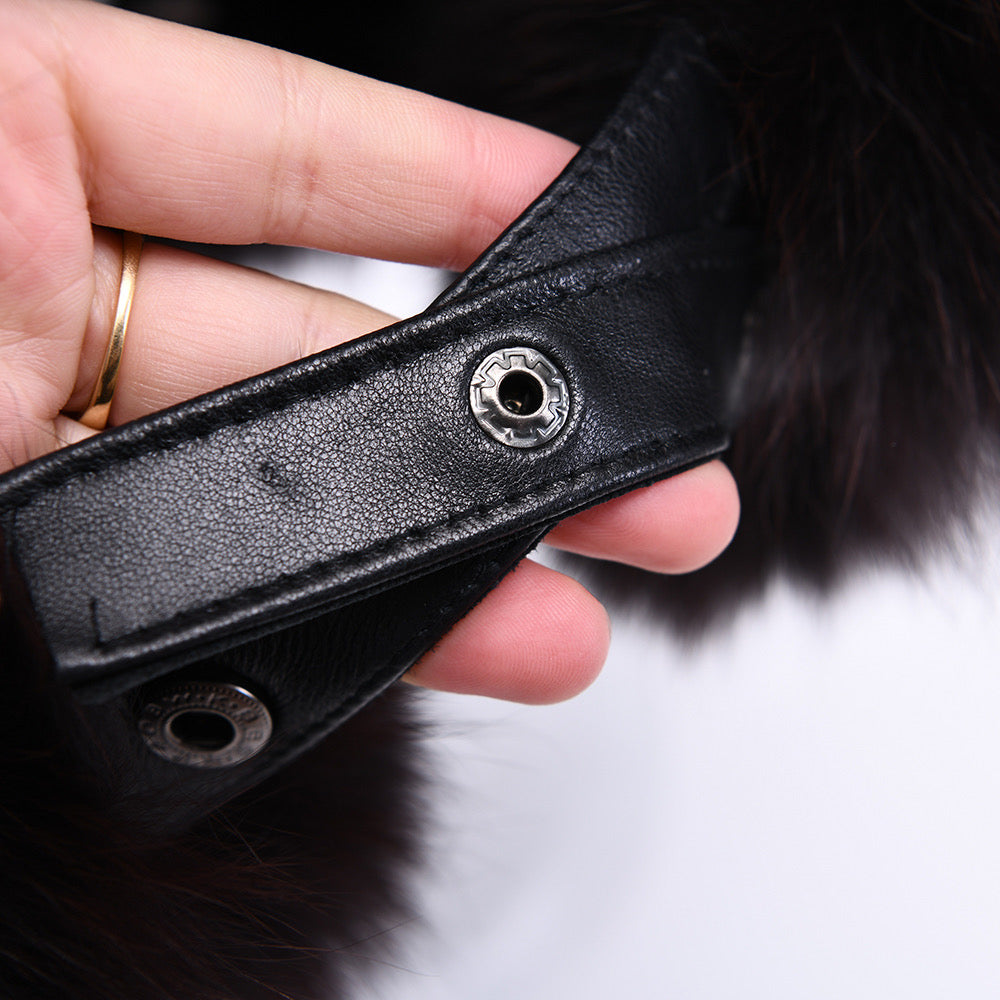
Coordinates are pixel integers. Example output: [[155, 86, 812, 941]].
[[80, 231, 144, 430]]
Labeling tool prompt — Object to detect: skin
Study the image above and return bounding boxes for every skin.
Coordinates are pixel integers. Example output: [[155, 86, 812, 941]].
[[0, 0, 740, 704]]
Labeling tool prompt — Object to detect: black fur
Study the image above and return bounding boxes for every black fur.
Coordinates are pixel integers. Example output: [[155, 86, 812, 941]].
[[591, 0, 1000, 629], [0, 613, 426, 1000]]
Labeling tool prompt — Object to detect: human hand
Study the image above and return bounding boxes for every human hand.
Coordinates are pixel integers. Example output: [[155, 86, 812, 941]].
[[1, 0, 739, 703]]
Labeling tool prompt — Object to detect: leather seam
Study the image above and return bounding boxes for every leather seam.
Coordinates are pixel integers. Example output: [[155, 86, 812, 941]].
[[0, 250, 746, 509], [260, 556, 505, 770], [83, 424, 722, 653], [483, 48, 687, 276]]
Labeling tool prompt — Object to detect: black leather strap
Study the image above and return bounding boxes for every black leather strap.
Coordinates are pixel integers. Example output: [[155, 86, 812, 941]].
[[0, 30, 755, 819]]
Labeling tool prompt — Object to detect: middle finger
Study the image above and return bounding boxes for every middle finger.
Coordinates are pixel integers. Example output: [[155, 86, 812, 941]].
[[51, 0, 574, 269]]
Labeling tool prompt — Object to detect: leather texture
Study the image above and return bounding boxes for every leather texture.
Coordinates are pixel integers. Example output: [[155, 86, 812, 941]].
[[0, 30, 756, 821]]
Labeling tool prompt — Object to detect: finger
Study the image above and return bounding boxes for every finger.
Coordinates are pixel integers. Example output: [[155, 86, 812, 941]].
[[404, 559, 610, 704], [544, 461, 741, 574], [65, 230, 395, 423], [39, 0, 576, 268]]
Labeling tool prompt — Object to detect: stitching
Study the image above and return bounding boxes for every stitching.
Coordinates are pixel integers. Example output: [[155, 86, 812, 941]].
[[0, 244, 746, 508], [95, 424, 720, 648], [264, 556, 505, 768], [484, 50, 686, 276]]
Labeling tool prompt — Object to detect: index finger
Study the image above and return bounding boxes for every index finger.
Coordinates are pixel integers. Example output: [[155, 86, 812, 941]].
[[38, 0, 576, 267]]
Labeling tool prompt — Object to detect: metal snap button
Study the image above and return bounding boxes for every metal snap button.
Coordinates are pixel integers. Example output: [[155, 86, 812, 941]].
[[138, 681, 273, 768], [469, 346, 570, 447]]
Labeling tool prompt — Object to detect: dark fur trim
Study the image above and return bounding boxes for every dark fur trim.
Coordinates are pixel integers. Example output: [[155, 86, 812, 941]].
[[592, 0, 1000, 628], [0, 613, 426, 1000]]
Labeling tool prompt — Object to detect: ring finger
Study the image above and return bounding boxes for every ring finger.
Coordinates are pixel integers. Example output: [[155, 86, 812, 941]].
[[64, 228, 395, 424]]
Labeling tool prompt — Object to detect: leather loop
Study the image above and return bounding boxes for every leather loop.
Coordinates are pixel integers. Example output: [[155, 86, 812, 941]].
[[0, 30, 757, 819]]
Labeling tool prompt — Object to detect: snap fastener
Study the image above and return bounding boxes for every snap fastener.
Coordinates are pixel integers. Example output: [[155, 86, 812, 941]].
[[469, 346, 570, 447], [138, 681, 273, 769]]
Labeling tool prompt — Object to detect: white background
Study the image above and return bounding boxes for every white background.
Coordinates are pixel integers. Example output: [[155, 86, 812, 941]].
[[372, 540, 1000, 1000]]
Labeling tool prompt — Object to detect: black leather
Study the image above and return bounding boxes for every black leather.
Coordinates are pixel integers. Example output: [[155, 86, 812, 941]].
[[0, 31, 755, 820]]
